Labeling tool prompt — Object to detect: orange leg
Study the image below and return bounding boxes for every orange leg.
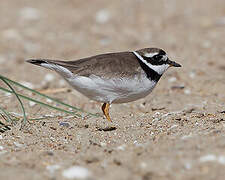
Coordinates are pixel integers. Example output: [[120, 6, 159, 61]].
[[102, 103, 112, 122]]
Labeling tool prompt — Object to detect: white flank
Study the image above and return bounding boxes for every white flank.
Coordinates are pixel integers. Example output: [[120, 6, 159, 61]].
[[67, 73, 156, 103], [133, 51, 169, 75]]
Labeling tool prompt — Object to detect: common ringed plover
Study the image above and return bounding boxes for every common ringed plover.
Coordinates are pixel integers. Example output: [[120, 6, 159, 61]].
[[27, 48, 181, 122]]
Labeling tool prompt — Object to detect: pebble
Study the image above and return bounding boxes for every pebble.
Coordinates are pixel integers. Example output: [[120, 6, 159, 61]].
[[199, 154, 216, 162], [19, 7, 41, 21], [100, 142, 106, 147], [0, 135, 3, 140], [14, 142, 24, 148], [152, 112, 161, 118], [184, 89, 191, 95], [171, 85, 185, 90], [184, 162, 192, 170], [116, 144, 126, 151], [95, 9, 110, 24], [181, 133, 193, 140], [59, 79, 66, 86], [168, 77, 177, 83], [218, 156, 225, 165], [0, 146, 4, 150], [62, 166, 91, 179], [44, 73, 55, 82], [199, 154, 225, 165], [140, 162, 147, 169], [168, 124, 178, 130], [189, 71, 196, 79], [29, 101, 36, 107], [46, 99, 53, 103], [59, 122, 70, 127], [46, 164, 61, 174]]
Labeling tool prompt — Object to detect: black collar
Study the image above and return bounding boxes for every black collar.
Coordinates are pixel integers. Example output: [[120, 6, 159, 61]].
[[136, 56, 162, 82]]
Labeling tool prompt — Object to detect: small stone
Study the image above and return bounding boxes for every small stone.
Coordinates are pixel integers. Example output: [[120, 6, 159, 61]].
[[218, 156, 225, 165], [44, 73, 55, 82], [171, 85, 185, 90], [46, 99, 53, 103], [59, 122, 70, 127], [168, 124, 178, 130], [184, 162, 192, 169], [181, 133, 193, 140], [46, 164, 60, 174], [29, 101, 36, 107], [14, 142, 24, 148], [168, 77, 177, 83], [199, 154, 216, 162], [189, 71, 196, 79], [95, 10, 110, 24], [116, 144, 126, 151], [184, 89, 191, 95], [100, 142, 106, 147], [62, 166, 91, 179], [0, 146, 4, 150], [59, 79, 66, 86]]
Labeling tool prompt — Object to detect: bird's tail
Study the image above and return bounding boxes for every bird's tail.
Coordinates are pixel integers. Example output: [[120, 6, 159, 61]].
[[26, 59, 73, 78]]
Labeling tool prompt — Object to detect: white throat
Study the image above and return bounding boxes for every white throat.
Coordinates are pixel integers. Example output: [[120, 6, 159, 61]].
[[133, 51, 169, 75]]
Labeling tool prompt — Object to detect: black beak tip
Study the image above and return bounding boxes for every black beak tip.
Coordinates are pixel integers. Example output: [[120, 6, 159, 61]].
[[174, 63, 182, 67], [167, 59, 182, 67]]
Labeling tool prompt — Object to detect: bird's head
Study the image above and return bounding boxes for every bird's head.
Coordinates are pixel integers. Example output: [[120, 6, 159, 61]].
[[133, 48, 181, 75]]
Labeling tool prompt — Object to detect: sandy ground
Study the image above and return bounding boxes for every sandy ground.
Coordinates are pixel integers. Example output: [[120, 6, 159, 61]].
[[0, 0, 225, 179]]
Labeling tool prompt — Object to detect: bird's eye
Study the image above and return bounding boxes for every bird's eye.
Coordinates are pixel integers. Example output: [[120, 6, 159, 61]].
[[154, 55, 162, 61]]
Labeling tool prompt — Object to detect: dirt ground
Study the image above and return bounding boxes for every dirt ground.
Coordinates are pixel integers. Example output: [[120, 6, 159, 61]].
[[0, 0, 225, 179]]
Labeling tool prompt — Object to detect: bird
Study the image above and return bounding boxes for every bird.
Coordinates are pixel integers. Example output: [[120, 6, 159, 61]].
[[26, 48, 181, 122]]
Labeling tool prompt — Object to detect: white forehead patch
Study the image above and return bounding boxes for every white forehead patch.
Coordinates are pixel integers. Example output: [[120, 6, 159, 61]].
[[143, 52, 158, 58]]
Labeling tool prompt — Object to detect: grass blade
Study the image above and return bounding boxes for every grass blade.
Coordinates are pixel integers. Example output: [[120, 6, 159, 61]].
[[0, 78, 27, 124], [0, 86, 81, 117], [0, 75, 98, 117], [0, 106, 13, 123]]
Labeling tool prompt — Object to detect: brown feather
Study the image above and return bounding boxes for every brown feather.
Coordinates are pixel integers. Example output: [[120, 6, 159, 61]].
[[40, 52, 142, 79]]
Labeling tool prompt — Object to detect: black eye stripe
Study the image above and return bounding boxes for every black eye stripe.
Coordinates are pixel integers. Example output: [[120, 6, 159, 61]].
[[154, 55, 163, 61], [142, 55, 166, 65]]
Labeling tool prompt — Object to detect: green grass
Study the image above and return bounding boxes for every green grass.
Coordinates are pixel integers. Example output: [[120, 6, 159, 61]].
[[0, 74, 99, 132]]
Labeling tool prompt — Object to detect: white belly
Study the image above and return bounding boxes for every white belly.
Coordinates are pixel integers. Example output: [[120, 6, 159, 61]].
[[66, 74, 156, 104]]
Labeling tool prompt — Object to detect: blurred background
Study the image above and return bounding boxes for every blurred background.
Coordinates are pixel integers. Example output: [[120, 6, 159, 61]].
[[0, 0, 225, 179], [1, 0, 225, 108], [1, 0, 224, 98]]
